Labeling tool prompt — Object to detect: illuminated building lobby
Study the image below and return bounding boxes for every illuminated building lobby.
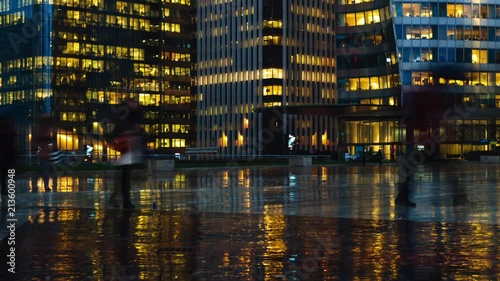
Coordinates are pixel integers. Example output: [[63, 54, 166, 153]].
[[0, 0, 193, 158]]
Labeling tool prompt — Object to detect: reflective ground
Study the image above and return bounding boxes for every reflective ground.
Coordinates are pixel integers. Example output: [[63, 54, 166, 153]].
[[1, 163, 500, 280]]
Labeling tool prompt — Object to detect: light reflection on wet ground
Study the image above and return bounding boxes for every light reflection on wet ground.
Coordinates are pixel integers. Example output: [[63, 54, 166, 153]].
[[1, 163, 500, 280]]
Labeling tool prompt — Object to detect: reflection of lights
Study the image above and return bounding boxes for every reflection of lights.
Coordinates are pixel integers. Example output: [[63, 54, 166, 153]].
[[288, 134, 296, 150], [289, 174, 296, 187]]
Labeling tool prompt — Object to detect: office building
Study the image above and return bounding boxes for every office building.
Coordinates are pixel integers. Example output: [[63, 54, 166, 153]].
[[197, 0, 336, 157], [392, 0, 500, 158], [0, 0, 194, 159], [336, 0, 402, 159], [199, 0, 500, 159]]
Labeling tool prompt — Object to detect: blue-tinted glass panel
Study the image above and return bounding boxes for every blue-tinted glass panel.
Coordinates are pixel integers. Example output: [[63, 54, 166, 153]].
[[402, 70, 411, 85], [402, 47, 410, 62], [447, 48, 455, 62], [439, 25, 447, 40], [439, 48, 446, 62], [395, 24, 403, 39]]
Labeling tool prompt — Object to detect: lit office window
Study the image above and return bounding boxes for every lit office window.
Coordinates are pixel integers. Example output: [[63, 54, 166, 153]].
[[172, 138, 185, 147], [263, 20, 282, 28], [412, 72, 431, 86], [263, 85, 282, 96], [263, 68, 283, 79], [263, 35, 282, 45], [161, 22, 181, 32], [472, 49, 488, 64], [405, 25, 433, 39]]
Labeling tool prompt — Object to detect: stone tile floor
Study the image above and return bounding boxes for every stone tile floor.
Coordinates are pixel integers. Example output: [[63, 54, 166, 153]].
[[1, 162, 500, 280]]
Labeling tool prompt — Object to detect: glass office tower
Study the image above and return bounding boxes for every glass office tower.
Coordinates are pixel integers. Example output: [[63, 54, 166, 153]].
[[336, 0, 402, 159], [197, 0, 336, 157], [392, 0, 500, 158], [0, 0, 193, 159]]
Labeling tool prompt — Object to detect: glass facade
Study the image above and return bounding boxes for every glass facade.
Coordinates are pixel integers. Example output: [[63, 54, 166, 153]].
[[393, 0, 500, 158], [0, 0, 194, 158], [335, 0, 402, 158], [197, 0, 336, 156]]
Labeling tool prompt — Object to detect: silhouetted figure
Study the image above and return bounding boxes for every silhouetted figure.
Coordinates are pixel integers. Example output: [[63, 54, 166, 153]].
[[109, 99, 144, 209], [395, 176, 416, 207], [452, 180, 467, 207], [0, 115, 17, 196], [374, 148, 383, 166], [33, 115, 58, 192]]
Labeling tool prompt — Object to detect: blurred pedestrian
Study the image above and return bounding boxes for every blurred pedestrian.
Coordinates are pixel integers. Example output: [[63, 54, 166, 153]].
[[0, 115, 17, 196], [361, 146, 366, 166], [374, 148, 383, 166], [395, 175, 416, 207], [109, 99, 144, 209], [33, 114, 58, 191]]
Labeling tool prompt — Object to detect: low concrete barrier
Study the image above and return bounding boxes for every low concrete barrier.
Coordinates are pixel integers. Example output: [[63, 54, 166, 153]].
[[480, 156, 500, 163], [148, 159, 175, 171], [289, 156, 312, 167]]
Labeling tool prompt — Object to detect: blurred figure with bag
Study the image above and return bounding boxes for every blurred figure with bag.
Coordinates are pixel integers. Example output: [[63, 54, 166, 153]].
[[33, 114, 59, 192], [109, 99, 144, 209]]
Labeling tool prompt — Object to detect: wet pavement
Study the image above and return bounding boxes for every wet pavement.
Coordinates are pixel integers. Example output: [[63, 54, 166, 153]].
[[1, 162, 500, 280]]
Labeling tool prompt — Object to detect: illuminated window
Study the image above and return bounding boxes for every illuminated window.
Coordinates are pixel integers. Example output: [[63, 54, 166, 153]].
[[359, 77, 369, 90], [405, 25, 433, 39], [157, 139, 170, 148], [263, 102, 282, 107], [356, 12, 365, 25], [162, 22, 181, 32], [369, 77, 379, 90], [263, 20, 282, 28], [262, 68, 283, 79], [447, 4, 464, 18], [472, 49, 487, 64], [263, 85, 282, 96], [412, 72, 431, 86], [172, 138, 185, 147], [263, 36, 282, 45]]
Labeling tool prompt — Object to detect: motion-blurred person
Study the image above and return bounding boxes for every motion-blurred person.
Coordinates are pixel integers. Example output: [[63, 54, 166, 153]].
[[85, 144, 94, 162], [109, 99, 144, 209], [395, 175, 416, 207], [374, 148, 383, 166], [0, 114, 17, 196], [33, 114, 58, 191]]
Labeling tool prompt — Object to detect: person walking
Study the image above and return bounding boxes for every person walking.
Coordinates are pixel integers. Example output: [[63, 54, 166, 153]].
[[374, 148, 383, 166], [395, 175, 416, 207], [109, 99, 144, 209], [33, 114, 58, 192]]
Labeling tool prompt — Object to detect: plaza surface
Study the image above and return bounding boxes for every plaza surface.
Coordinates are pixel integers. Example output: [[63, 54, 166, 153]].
[[1, 162, 500, 281]]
